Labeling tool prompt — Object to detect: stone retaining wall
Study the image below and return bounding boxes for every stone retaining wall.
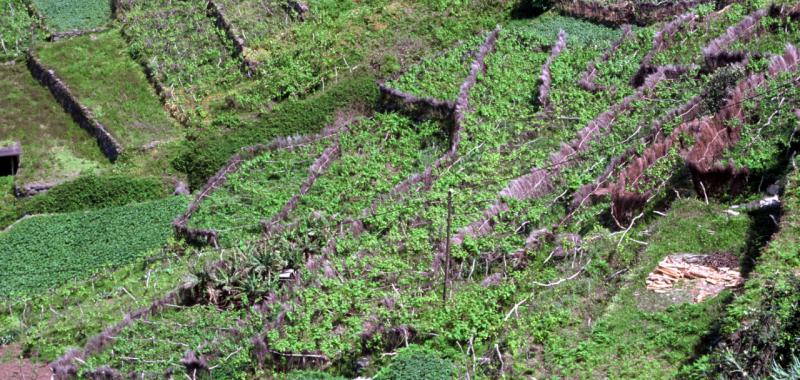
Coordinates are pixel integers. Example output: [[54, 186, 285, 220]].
[[173, 125, 346, 247], [377, 83, 456, 123], [206, 0, 259, 75], [27, 53, 123, 161], [48, 27, 108, 42], [555, 0, 713, 26]]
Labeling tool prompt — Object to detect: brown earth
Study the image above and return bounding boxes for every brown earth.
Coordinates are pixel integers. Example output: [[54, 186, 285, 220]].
[[0, 345, 50, 380]]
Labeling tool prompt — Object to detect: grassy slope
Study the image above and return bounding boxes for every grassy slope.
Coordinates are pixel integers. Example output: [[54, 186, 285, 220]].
[[74, 13, 625, 378], [6, 1, 800, 379], [559, 200, 750, 379], [35, 31, 180, 149], [218, 0, 510, 103], [0, 63, 107, 186], [682, 168, 800, 378], [119, 0, 515, 128]]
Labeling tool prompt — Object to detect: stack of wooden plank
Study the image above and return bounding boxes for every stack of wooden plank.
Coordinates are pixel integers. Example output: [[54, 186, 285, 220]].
[[646, 255, 742, 302]]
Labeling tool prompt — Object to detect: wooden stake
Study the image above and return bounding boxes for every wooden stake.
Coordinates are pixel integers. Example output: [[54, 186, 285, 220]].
[[443, 189, 453, 303]]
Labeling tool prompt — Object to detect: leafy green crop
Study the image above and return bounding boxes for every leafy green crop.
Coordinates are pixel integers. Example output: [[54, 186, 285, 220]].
[[374, 345, 455, 380], [0, 196, 187, 295], [32, 0, 111, 32]]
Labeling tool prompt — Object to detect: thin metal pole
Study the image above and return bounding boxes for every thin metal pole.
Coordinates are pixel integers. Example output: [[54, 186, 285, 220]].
[[443, 189, 453, 303]]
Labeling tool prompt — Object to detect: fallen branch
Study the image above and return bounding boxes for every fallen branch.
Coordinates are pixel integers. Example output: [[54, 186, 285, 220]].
[[532, 259, 592, 287]]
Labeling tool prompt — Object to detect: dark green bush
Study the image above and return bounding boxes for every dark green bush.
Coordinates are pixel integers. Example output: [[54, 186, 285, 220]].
[[19, 174, 169, 215], [374, 346, 455, 380], [174, 72, 378, 189], [703, 65, 745, 114]]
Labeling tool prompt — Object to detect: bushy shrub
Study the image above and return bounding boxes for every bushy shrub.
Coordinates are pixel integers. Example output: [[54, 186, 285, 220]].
[[374, 346, 455, 380], [20, 174, 169, 215], [703, 65, 745, 114], [174, 72, 378, 189]]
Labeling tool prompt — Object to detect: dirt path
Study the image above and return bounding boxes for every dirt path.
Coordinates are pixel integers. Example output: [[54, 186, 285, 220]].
[[0, 345, 51, 380]]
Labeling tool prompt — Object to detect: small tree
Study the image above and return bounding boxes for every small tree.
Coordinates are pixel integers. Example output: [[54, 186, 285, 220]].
[[374, 345, 455, 380]]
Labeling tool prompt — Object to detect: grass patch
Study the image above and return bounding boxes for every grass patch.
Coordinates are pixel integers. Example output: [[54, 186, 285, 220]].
[[554, 200, 751, 379], [0, 63, 107, 186], [36, 31, 180, 149]]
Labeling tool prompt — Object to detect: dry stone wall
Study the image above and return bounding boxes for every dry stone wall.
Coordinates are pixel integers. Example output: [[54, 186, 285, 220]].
[[555, 0, 713, 26], [26, 53, 123, 161]]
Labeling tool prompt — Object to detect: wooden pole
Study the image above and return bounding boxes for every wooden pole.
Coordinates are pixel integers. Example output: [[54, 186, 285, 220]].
[[443, 189, 453, 303]]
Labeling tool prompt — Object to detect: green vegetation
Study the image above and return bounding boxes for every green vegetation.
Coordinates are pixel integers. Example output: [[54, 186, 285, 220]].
[[118, 0, 514, 127], [0, 174, 170, 230], [549, 200, 749, 379], [36, 31, 180, 149], [175, 72, 379, 188], [216, 0, 507, 103], [724, 76, 800, 175], [189, 138, 333, 244], [121, 0, 244, 125], [189, 111, 454, 248], [18, 174, 170, 214], [0, 0, 42, 61], [0, 176, 16, 228], [0, 63, 107, 187], [3, 249, 193, 360], [31, 0, 111, 32], [682, 169, 800, 378], [0, 196, 186, 295], [374, 346, 455, 380], [2, 1, 800, 379], [82, 305, 254, 377]]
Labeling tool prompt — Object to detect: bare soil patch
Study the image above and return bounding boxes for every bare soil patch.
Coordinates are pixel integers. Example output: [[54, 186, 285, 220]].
[[0, 345, 50, 380]]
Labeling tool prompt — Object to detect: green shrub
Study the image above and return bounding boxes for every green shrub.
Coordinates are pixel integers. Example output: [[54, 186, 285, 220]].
[[20, 174, 169, 215], [174, 72, 378, 189], [374, 346, 455, 380]]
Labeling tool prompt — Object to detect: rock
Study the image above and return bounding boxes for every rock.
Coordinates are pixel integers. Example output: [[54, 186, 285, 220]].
[[173, 181, 190, 196]]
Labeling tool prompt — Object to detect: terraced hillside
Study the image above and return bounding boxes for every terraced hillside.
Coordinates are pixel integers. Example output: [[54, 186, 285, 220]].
[[0, 63, 107, 189], [0, 0, 799, 379]]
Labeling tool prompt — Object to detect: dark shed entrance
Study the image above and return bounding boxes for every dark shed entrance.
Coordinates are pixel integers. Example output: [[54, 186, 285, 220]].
[[0, 142, 21, 177]]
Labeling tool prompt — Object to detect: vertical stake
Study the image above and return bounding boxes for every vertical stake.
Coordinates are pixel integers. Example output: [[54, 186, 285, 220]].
[[443, 189, 453, 303]]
